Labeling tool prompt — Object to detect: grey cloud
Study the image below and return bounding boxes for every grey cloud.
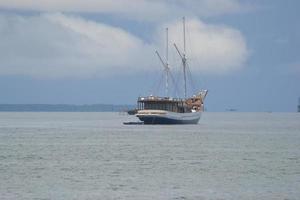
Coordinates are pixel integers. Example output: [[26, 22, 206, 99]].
[[0, 13, 248, 79], [0, 0, 249, 21]]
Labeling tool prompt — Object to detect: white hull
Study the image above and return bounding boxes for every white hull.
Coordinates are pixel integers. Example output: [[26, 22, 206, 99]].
[[136, 109, 202, 124]]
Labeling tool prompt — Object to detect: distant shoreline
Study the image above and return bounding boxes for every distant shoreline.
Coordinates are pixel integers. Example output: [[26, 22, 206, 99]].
[[0, 104, 135, 112]]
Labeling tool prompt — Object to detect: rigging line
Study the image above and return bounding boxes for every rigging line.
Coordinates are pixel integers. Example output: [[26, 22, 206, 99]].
[[191, 57, 203, 89], [186, 62, 197, 94], [170, 48, 181, 98], [169, 71, 180, 98], [150, 49, 169, 96], [149, 70, 164, 96], [169, 45, 181, 98], [173, 62, 183, 98], [186, 20, 204, 89], [156, 72, 165, 96]]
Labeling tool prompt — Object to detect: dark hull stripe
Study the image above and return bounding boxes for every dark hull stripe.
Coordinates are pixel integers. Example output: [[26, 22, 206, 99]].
[[138, 116, 200, 125]]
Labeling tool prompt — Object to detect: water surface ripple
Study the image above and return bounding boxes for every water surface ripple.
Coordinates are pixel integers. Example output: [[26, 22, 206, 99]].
[[0, 112, 299, 200]]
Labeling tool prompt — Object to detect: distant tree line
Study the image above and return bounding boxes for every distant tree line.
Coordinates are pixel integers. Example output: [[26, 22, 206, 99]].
[[0, 104, 135, 112]]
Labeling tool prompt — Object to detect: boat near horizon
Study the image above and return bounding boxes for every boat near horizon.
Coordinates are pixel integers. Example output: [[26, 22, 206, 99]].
[[134, 17, 208, 125]]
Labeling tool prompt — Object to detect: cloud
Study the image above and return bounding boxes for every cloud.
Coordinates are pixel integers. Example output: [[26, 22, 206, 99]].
[[0, 0, 249, 20], [0, 13, 154, 78], [0, 13, 248, 78], [158, 19, 248, 74]]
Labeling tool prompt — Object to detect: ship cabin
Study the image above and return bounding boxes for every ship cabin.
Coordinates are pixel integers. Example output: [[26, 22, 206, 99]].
[[137, 96, 203, 113]]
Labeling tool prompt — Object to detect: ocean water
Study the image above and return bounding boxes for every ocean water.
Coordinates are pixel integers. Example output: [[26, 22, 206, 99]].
[[0, 112, 299, 200]]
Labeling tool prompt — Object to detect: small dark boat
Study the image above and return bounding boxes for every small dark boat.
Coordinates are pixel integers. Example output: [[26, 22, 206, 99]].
[[123, 121, 144, 125], [127, 109, 138, 115]]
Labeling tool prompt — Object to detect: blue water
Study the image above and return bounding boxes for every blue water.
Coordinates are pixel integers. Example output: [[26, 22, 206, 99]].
[[0, 112, 299, 200]]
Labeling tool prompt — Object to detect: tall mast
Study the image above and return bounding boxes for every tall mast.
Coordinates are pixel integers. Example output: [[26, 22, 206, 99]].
[[182, 17, 187, 98], [155, 28, 170, 97], [183, 17, 186, 55], [173, 17, 188, 98], [166, 28, 169, 97], [174, 17, 187, 98]]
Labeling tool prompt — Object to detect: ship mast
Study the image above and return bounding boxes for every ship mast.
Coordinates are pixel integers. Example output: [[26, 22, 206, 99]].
[[155, 28, 170, 97], [174, 17, 187, 98], [183, 17, 187, 98], [166, 28, 169, 97]]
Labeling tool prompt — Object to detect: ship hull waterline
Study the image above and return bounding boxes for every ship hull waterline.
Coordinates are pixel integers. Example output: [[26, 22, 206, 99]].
[[136, 110, 202, 125]]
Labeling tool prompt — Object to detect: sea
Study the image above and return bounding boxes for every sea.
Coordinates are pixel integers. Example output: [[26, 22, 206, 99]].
[[0, 112, 299, 200]]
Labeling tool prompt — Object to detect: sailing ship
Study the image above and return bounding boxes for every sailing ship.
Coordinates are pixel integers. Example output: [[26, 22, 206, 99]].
[[135, 17, 208, 124]]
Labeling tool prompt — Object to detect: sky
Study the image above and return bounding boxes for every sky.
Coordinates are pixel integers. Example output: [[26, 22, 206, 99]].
[[0, 0, 299, 112]]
